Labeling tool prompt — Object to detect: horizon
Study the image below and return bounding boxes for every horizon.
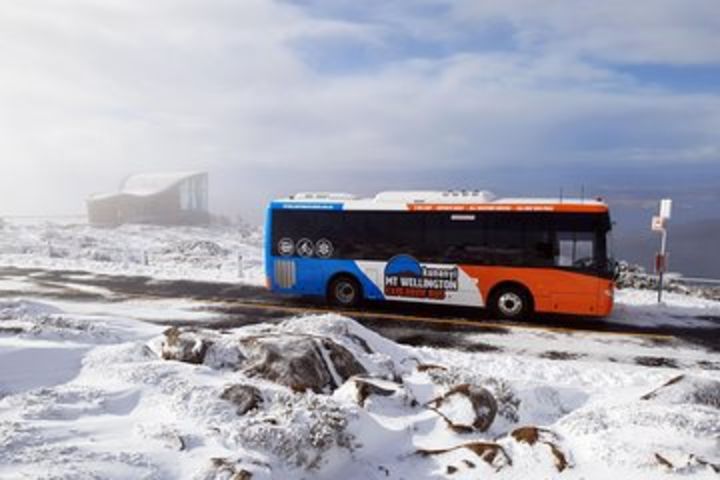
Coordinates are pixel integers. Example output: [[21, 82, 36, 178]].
[[1, 0, 718, 276]]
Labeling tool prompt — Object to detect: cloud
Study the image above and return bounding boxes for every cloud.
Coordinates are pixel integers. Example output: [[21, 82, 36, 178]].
[[450, 0, 720, 65], [0, 0, 718, 218]]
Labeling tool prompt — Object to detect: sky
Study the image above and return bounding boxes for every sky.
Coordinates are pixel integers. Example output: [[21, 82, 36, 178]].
[[0, 0, 719, 229]]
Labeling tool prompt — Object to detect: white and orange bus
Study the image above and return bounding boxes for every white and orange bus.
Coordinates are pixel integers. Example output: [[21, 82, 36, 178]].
[[265, 191, 615, 319]]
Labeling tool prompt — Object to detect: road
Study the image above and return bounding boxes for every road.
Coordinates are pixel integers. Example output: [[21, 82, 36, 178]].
[[1, 265, 719, 356]]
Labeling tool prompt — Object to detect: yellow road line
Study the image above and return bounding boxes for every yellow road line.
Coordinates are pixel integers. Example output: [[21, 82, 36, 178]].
[[212, 300, 676, 342]]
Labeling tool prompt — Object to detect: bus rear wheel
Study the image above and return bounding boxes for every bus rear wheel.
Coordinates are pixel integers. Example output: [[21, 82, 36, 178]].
[[489, 285, 532, 320], [328, 276, 362, 308]]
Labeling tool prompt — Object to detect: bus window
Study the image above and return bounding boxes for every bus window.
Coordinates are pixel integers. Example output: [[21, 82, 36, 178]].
[[425, 213, 487, 264], [524, 215, 554, 267], [556, 231, 595, 268], [486, 214, 524, 266]]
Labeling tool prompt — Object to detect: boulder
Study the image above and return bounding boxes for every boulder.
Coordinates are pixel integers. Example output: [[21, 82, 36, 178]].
[[220, 384, 263, 415], [160, 327, 212, 364], [198, 458, 255, 480], [241, 335, 366, 393], [427, 384, 498, 432], [511, 426, 570, 472], [418, 442, 511, 472], [349, 377, 403, 407], [641, 375, 720, 409]]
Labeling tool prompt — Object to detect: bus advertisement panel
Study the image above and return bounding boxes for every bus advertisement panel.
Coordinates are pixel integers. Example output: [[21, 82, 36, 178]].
[[264, 193, 615, 319]]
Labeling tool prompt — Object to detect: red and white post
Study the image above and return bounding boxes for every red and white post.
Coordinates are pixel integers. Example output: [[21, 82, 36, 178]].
[[652, 199, 672, 303]]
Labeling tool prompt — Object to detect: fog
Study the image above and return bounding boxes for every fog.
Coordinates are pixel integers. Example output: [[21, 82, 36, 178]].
[[1, 1, 719, 274]]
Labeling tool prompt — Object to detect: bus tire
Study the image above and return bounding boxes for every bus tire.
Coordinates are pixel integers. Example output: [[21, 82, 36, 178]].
[[488, 284, 533, 320], [327, 275, 363, 308]]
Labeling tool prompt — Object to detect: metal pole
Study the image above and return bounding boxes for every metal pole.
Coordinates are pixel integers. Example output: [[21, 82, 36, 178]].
[[657, 228, 668, 303]]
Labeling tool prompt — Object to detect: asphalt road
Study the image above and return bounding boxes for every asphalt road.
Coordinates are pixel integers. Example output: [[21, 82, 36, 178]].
[[1, 265, 719, 354]]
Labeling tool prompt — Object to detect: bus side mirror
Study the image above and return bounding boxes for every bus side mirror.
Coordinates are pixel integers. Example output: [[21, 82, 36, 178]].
[[611, 259, 621, 281]]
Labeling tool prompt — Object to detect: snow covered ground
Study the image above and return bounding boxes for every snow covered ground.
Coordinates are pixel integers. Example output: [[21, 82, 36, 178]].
[[1, 220, 720, 479], [0, 219, 265, 285], [1, 297, 719, 479]]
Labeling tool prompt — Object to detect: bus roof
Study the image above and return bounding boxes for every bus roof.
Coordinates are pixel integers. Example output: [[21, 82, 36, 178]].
[[271, 191, 609, 213]]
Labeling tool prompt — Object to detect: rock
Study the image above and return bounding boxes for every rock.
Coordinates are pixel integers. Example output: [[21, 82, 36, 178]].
[[220, 384, 263, 415], [173, 240, 229, 257], [427, 384, 498, 432], [200, 458, 255, 480], [241, 335, 366, 393], [511, 426, 543, 445], [160, 327, 212, 364], [655, 453, 673, 469], [350, 377, 401, 407], [511, 426, 570, 472], [641, 375, 720, 409], [418, 442, 511, 471], [416, 363, 447, 373], [135, 423, 186, 451], [615, 261, 720, 301], [652, 452, 720, 474]]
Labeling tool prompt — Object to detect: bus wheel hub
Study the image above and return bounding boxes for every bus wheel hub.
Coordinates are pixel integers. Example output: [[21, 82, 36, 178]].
[[336, 283, 355, 304], [498, 292, 523, 316]]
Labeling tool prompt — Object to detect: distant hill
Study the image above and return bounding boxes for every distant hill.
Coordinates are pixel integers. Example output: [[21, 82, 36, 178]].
[[615, 218, 720, 278]]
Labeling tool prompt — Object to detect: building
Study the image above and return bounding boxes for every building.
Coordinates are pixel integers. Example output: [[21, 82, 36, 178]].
[[87, 171, 209, 226]]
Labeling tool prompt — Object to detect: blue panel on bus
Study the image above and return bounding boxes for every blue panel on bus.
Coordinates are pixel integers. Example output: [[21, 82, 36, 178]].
[[270, 202, 343, 211], [268, 257, 384, 301]]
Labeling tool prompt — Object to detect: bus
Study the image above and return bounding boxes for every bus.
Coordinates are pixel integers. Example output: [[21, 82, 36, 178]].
[[264, 191, 616, 319]]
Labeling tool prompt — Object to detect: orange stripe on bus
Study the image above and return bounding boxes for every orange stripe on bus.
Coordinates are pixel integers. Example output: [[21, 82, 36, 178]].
[[459, 265, 614, 317], [407, 204, 608, 213]]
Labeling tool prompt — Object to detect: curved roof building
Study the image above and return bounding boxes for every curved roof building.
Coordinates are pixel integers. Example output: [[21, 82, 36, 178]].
[[87, 171, 209, 226]]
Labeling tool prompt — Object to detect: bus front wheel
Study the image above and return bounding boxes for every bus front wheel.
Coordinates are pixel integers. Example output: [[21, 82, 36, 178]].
[[328, 275, 362, 308], [489, 285, 532, 320]]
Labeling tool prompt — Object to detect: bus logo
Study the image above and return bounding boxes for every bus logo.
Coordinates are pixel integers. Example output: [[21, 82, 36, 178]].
[[384, 255, 459, 300], [296, 238, 315, 257], [278, 238, 295, 256], [316, 239, 334, 258]]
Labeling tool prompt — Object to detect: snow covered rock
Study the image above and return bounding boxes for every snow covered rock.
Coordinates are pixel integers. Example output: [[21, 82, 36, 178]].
[[616, 261, 720, 301], [427, 384, 498, 432], [641, 374, 720, 409], [171, 240, 229, 257], [220, 384, 263, 415], [510, 426, 570, 472], [343, 377, 410, 408], [653, 452, 720, 475], [134, 423, 186, 451], [195, 458, 256, 480], [160, 327, 213, 364], [417, 442, 512, 472], [241, 334, 366, 393], [422, 365, 521, 426], [155, 323, 373, 395]]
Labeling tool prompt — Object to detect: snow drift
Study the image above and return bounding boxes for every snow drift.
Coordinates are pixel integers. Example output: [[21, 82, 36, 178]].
[[1, 300, 720, 479]]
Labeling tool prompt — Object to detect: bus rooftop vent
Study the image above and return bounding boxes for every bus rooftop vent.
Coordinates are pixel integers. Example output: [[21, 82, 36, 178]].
[[291, 192, 359, 200], [374, 190, 496, 204]]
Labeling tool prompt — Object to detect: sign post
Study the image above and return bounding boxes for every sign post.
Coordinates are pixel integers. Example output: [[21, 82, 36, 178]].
[[652, 199, 672, 303]]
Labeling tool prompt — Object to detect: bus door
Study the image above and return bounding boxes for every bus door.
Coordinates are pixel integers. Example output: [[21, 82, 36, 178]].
[[551, 229, 604, 315]]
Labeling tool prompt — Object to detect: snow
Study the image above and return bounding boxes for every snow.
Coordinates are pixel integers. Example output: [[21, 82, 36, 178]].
[[0, 220, 264, 285], [120, 171, 205, 197], [0, 293, 719, 479], [611, 288, 720, 327], [1, 220, 720, 478]]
